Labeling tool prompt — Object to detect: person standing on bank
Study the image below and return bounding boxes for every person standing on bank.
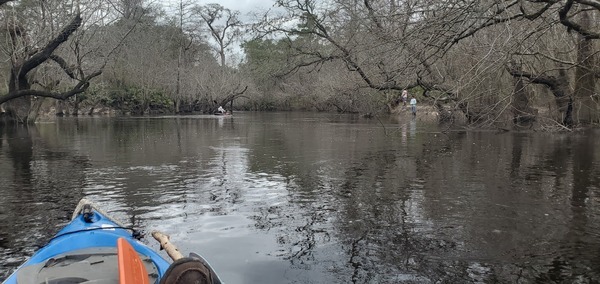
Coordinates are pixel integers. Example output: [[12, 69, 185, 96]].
[[409, 96, 417, 116], [401, 89, 408, 106]]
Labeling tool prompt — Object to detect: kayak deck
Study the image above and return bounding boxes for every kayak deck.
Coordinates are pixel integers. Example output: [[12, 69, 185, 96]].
[[2, 200, 170, 284], [3, 198, 224, 284], [15, 247, 159, 284]]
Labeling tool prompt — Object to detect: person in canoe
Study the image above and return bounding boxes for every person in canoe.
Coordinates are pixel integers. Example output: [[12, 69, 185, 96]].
[[217, 106, 226, 114]]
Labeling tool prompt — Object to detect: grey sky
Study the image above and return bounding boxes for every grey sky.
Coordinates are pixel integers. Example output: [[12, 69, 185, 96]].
[[162, 0, 283, 64], [188, 0, 277, 22]]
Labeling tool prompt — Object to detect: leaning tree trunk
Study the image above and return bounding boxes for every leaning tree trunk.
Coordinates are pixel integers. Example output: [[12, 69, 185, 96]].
[[507, 65, 573, 127], [0, 14, 90, 124]]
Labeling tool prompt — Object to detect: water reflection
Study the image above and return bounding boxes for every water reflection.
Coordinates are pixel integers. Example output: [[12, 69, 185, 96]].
[[1, 114, 600, 283], [0, 125, 88, 271]]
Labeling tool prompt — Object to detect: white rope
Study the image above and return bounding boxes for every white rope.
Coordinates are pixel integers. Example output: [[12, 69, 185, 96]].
[[71, 198, 128, 228]]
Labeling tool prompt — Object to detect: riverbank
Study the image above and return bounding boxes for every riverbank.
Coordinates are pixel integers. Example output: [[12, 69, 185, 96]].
[[393, 104, 443, 123]]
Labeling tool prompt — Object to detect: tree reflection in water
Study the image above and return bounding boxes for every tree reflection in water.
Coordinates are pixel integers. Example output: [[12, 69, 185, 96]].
[[1, 115, 600, 283]]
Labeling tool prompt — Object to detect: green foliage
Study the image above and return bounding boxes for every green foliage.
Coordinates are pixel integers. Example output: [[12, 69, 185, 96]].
[[82, 86, 173, 114], [241, 38, 291, 92]]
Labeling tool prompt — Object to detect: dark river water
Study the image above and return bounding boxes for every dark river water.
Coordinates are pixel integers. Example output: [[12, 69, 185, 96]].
[[1, 112, 600, 283]]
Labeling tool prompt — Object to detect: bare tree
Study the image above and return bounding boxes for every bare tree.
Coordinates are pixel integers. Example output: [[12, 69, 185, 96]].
[[255, 0, 598, 127], [110, 0, 145, 20], [0, 0, 134, 123], [501, 1, 599, 126], [194, 3, 241, 67]]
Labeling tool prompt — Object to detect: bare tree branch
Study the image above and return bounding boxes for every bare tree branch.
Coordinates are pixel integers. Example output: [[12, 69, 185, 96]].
[[576, 0, 600, 10], [19, 15, 82, 80], [49, 55, 76, 79], [506, 65, 569, 98], [0, 70, 102, 105], [558, 0, 600, 39]]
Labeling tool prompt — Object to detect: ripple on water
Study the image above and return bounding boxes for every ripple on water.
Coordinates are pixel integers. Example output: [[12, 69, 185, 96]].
[[5, 116, 600, 283]]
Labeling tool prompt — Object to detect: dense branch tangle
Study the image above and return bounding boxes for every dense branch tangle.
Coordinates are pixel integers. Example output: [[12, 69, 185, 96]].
[[0, 12, 96, 105], [0, 0, 135, 123], [265, 0, 599, 126]]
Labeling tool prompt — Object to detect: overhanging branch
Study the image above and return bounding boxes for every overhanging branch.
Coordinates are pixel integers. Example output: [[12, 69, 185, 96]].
[[558, 0, 600, 39], [0, 70, 102, 105], [19, 14, 82, 79], [49, 55, 76, 79]]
